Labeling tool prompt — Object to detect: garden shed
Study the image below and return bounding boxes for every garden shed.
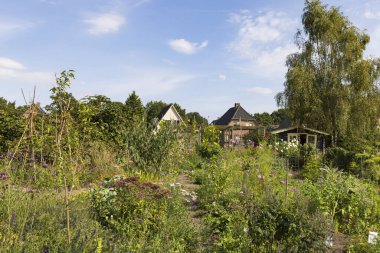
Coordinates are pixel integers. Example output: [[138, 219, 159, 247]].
[[271, 118, 329, 151]]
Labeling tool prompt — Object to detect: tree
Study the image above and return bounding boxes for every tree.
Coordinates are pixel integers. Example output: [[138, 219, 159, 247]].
[[277, 0, 380, 146], [252, 112, 273, 126], [125, 91, 145, 124], [80, 95, 127, 146], [146, 101, 167, 125], [0, 98, 24, 152], [186, 112, 208, 126], [270, 109, 288, 125]]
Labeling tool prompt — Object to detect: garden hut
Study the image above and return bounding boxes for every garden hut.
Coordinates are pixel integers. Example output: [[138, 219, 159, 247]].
[[271, 118, 329, 151]]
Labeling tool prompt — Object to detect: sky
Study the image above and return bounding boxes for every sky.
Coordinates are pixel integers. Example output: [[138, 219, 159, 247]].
[[1, 0, 380, 121]]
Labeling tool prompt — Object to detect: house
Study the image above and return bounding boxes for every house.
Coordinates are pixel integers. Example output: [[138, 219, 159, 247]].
[[155, 104, 184, 129], [271, 117, 329, 150], [212, 103, 259, 146]]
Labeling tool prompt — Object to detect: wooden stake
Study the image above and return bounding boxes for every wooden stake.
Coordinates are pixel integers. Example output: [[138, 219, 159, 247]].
[[64, 176, 71, 245]]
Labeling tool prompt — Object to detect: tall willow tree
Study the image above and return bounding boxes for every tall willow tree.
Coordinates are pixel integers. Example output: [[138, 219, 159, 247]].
[[277, 0, 380, 146]]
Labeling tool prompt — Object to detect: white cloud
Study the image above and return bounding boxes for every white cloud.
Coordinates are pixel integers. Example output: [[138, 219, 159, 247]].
[[229, 10, 297, 59], [228, 10, 298, 80], [84, 13, 126, 35], [39, 0, 63, 4], [0, 20, 33, 37], [364, 10, 380, 20], [0, 57, 52, 82], [219, 74, 227, 81], [168, 39, 208, 54], [82, 66, 196, 100], [0, 57, 25, 70], [246, 87, 273, 95], [256, 43, 298, 68], [366, 25, 380, 57]]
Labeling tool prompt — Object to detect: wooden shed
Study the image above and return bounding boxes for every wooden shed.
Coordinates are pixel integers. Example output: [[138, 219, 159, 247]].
[[271, 118, 329, 150]]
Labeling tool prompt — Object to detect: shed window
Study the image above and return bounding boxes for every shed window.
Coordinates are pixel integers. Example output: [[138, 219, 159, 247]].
[[288, 133, 298, 142], [307, 135, 317, 146]]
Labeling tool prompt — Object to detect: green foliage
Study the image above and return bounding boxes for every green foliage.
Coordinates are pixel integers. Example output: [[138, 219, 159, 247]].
[[197, 125, 221, 159], [0, 187, 103, 252], [325, 147, 355, 171], [302, 168, 380, 235], [90, 176, 171, 232], [242, 130, 263, 146], [90, 176, 201, 252], [252, 112, 273, 126], [302, 152, 323, 181], [124, 91, 145, 125], [352, 145, 380, 183], [277, 0, 380, 146], [246, 194, 329, 252], [79, 95, 128, 147], [0, 98, 24, 152], [145, 100, 167, 125], [270, 108, 288, 125], [126, 121, 177, 173], [186, 111, 208, 126]]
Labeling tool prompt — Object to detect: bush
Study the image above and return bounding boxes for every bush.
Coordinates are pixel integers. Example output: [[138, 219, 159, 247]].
[[126, 121, 177, 173], [302, 168, 380, 235], [302, 152, 323, 181], [246, 194, 329, 252], [90, 175, 201, 252], [197, 126, 221, 159], [325, 147, 355, 171], [90, 176, 171, 233]]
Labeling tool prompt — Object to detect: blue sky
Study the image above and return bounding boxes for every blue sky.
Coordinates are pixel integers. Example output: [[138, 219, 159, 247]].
[[1, 0, 380, 121]]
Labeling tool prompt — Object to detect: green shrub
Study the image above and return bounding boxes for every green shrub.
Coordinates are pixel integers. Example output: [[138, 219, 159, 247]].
[[325, 147, 355, 171], [302, 152, 323, 181], [90, 175, 171, 233], [197, 125, 221, 159], [0, 187, 103, 252], [90, 175, 201, 252], [302, 168, 380, 235], [246, 194, 329, 252], [126, 121, 177, 174]]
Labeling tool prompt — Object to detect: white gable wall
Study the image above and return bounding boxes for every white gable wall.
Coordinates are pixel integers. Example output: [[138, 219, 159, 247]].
[[162, 107, 181, 121]]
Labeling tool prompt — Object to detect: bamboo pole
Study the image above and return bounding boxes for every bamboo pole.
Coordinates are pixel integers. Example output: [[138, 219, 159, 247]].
[[64, 176, 71, 245]]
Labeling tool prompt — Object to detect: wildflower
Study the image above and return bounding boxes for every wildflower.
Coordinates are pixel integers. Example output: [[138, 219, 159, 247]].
[[73, 230, 81, 243], [0, 155, 4, 159], [0, 172, 9, 181], [42, 163, 48, 168], [280, 180, 286, 185]]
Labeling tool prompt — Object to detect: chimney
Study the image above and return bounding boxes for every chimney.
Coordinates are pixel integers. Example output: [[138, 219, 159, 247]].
[[234, 103, 240, 108]]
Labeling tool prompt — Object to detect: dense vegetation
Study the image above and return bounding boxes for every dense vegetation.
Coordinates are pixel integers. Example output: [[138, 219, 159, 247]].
[[0, 1, 379, 252]]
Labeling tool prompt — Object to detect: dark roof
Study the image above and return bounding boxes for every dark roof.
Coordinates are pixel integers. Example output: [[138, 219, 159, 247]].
[[213, 103, 255, 126], [157, 104, 172, 121], [271, 117, 329, 135]]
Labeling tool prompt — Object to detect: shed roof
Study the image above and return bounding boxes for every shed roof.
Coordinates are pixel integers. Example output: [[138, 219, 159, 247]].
[[271, 117, 329, 135]]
